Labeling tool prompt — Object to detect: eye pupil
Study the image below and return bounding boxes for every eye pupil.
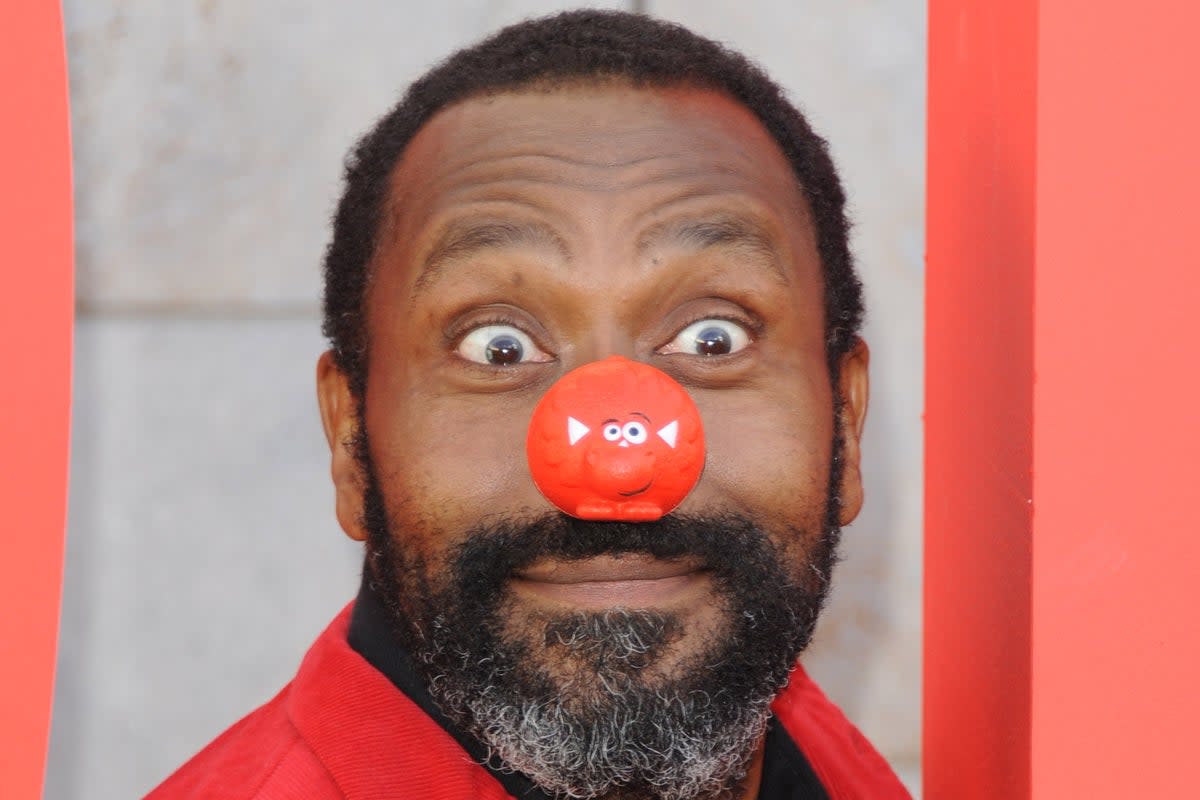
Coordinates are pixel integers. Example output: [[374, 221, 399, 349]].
[[695, 326, 732, 356], [486, 334, 523, 365]]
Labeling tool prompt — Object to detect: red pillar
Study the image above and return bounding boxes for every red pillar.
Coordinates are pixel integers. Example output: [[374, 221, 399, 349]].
[[0, 2, 73, 798], [927, 1, 1200, 797], [925, 1, 1036, 796]]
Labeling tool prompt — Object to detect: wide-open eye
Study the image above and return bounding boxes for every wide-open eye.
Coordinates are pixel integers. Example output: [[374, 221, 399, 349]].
[[622, 421, 648, 444], [603, 422, 622, 441], [661, 318, 752, 356], [456, 324, 550, 366]]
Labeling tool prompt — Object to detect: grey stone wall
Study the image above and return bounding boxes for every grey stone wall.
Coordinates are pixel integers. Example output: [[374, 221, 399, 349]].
[[48, 3, 923, 797]]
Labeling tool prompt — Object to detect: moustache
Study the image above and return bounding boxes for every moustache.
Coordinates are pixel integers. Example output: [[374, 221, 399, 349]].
[[446, 511, 785, 586]]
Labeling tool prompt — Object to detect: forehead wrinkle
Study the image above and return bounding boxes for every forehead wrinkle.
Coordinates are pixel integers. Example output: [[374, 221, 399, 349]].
[[440, 148, 672, 173], [411, 216, 570, 298], [427, 133, 746, 192]]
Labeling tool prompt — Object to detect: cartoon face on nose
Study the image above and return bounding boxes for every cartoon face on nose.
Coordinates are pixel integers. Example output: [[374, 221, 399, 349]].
[[527, 356, 705, 521]]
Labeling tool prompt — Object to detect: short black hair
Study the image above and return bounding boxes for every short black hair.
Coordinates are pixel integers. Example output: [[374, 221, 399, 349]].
[[322, 9, 863, 399]]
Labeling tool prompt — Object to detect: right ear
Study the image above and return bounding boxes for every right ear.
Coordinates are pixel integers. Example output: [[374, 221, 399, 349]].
[[316, 351, 367, 542]]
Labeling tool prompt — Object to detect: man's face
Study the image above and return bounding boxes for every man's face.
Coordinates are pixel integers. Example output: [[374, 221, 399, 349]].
[[318, 83, 868, 798]]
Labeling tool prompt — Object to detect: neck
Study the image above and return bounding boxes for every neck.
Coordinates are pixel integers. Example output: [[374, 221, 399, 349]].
[[738, 737, 767, 799]]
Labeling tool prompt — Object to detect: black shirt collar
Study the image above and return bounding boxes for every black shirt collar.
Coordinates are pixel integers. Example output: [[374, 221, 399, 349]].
[[347, 577, 829, 800]]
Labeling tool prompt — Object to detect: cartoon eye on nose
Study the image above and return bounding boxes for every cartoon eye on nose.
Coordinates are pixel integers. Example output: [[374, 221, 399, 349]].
[[622, 421, 648, 444], [603, 423, 622, 441]]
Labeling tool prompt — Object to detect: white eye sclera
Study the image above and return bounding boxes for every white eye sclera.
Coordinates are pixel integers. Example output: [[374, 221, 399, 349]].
[[622, 421, 648, 444], [457, 325, 549, 366], [603, 423, 622, 441], [667, 319, 751, 356]]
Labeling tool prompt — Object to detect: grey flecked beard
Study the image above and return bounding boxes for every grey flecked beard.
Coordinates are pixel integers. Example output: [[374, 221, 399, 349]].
[[360, 446, 843, 799], [423, 606, 778, 800]]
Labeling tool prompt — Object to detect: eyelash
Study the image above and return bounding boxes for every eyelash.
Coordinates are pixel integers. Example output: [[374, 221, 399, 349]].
[[448, 312, 512, 338], [668, 313, 764, 343], [447, 310, 763, 357], [449, 313, 552, 356]]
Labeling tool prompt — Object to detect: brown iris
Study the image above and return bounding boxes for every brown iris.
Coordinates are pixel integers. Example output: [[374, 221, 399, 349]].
[[694, 325, 732, 355], [486, 333, 524, 364]]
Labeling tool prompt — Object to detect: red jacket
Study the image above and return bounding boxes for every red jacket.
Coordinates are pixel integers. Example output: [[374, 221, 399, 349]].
[[148, 606, 910, 799]]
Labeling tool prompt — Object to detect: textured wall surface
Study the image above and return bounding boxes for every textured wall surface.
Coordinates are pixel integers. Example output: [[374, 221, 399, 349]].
[[49, 2, 923, 797]]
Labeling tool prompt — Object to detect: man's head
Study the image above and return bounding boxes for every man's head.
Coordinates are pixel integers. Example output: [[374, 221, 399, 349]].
[[315, 10, 869, 800]]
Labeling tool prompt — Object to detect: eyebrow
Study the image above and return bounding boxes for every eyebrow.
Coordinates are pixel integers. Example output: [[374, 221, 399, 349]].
[[413, 219, 570, 296], [635, 213, 789, 284]]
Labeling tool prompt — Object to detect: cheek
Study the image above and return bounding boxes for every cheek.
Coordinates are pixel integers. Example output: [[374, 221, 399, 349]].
[[366, 389, 547, 535], [363, 307, 548, 533], [688, 374, 834, 528]]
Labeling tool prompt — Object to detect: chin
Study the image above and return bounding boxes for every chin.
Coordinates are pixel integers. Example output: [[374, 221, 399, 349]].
[[406, 520, 826, 798], [500, 590, 732, 700], [428, 595, 779, 799]]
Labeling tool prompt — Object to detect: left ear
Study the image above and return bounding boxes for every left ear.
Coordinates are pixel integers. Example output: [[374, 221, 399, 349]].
[[316, 350, 368, 543], [835, 337, 870, 526]]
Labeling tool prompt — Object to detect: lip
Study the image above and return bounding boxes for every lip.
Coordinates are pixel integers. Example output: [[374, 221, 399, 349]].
[[516, 554, 702, 583], [511, 555, 710, 608]]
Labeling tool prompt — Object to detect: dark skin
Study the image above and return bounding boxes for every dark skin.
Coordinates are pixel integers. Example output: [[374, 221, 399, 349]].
[[317, 84, 869, 800]]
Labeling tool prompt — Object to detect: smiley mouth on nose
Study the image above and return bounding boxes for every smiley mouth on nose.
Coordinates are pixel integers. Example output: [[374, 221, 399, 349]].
[[618, 480, 653, 497]]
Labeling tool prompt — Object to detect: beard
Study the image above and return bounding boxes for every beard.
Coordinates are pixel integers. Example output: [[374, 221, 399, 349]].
[[358, 428, 845, 800]]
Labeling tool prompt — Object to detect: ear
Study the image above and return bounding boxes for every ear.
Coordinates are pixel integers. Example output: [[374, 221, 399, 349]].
[[835, 338, 870, 526], [316, 350, 367, 542]]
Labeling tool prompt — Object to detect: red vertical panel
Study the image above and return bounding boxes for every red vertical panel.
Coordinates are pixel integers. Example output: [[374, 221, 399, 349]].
[[925, 0, 1036, 797], [0, 2, 74, 798], [1032, 2, 1200, 796]]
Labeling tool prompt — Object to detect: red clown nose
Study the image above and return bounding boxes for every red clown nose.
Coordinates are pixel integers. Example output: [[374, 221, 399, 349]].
[[526, 356, 705, 521]]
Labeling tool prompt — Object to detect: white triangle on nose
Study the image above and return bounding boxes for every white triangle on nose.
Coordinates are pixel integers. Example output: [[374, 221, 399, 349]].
[[657, 420, 678, 448], [567, 417, 590, 446]]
